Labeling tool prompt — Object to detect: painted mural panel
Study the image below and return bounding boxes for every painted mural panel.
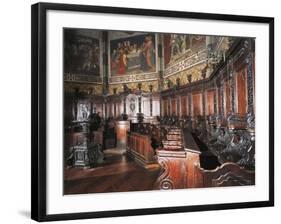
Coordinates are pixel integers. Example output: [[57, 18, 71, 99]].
[[64, 29, 101, 76], [164, 34, 206, 68], [110, 32, 156, 76]]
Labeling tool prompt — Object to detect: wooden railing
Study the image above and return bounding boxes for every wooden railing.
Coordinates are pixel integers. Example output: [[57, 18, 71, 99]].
[[127, 132, 158, 169], [196, 162, 255, 187], [154, 129, 203, 189], [154, 128, 255, 190]]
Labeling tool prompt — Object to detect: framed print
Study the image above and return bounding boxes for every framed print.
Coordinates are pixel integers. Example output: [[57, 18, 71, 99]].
[[31, 2, 274, 222]]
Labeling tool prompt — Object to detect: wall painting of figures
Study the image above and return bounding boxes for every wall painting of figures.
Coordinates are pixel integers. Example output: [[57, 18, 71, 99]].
[[64, 29, 101, 77], [109, 32, 157, 76]]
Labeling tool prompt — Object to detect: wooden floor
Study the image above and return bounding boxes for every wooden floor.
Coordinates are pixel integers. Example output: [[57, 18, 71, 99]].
[[64, 149, 160, 195]]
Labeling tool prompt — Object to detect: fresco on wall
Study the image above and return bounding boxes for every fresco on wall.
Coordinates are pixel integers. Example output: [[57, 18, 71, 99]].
[[164, 34, 206, 68], [64, 29, 101, 76], [110, 32, 156, 76]]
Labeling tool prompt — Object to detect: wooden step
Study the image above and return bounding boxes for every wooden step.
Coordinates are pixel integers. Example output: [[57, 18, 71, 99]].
[[163, 145, 183, 150], [166, 135, 182, 141]]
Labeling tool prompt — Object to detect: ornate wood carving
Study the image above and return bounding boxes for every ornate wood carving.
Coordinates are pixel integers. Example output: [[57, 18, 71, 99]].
[[196, 162, 255, 187], [202, 84, 206, 117], [220, 79, 225, 116], [188, 91, 192, 116], [155, 129, 203, 190], [127, 131, 158, 169], [214, 81, 218, 114], [236, 67, 247, 114], [155, 157, 175, 190], [246, 53, 254, 115]]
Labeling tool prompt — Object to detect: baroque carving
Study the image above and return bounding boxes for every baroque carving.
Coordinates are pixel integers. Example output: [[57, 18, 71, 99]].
[[109, 72, 158, 84], [163, 63, 206, 90], [108, 80, 158, 95], [64, 82, 103, 95], [155, 157, 175, 190], [246, 54, 254, 115], [204, 116, 255, 169]]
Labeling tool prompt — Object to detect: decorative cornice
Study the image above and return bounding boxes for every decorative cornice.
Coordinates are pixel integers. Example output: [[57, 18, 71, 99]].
[[160, 38, 252, 96], [64, 73, 102, 84], [108, 72, 158, 84], [164, 50, 207, 77], [64, 82, 103, 95]]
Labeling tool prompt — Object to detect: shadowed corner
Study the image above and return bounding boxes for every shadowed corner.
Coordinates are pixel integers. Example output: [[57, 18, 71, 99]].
[[18, 210, 30, 218]]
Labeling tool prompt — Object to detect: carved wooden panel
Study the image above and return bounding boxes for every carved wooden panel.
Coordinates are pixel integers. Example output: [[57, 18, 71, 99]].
[[171, 97, 177, 115], [236, 66, 248, 115], [252, 55, 256, 114], [192, 93, 202, 116], [115, 121, 130, 149], [217, 88, 222, 115], [155, 155, 187, 189], [224, 81, 231, 116], [206, 90, 215, 115], [107, 103, 112, 117], [180, 95, 188, 117], [155, 150, 202, 189], [127, 132, 157, 168], [163, 98, 168, 116], [196, 162, 255, 187]]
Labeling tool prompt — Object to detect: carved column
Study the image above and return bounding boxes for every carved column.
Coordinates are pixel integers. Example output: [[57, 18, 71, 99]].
[[220, 80, 224, 116], [177, 95, 180, 117], [150, 95, 153, 116], [149, 85, 153, 116], [160, 93, 163, 117], [113, 88, 117, 118], [138, 95, 142, 113], [71, 99, 76, 120], [102, 102, 104, 119], [161, 95, 164, 117], [113, 101, 116, 118], [214, 81, 218, 114], [246, 53, 254, 115], [104, 96, 108, 119], [102, 31, 109, 96], [90, 101, 93, 114], [201, 67, 207, 118], [228, 58, 235, 113], [188, 91, 192, 117], [101, 31, 109, 120], [158, 34, 164, 118], [168, 96, 171, 116], [73, 88, 79, 120], [138, 83, 142, 114], [123, 95, 127, 114], [202, 85, 206, 117]]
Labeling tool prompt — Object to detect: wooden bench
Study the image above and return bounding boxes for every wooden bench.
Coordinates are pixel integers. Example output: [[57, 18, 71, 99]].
[[127, 132, 158, 169]]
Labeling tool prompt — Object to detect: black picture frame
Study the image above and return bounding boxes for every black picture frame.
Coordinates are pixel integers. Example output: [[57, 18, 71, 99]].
[[31, 2, 274, 222]]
